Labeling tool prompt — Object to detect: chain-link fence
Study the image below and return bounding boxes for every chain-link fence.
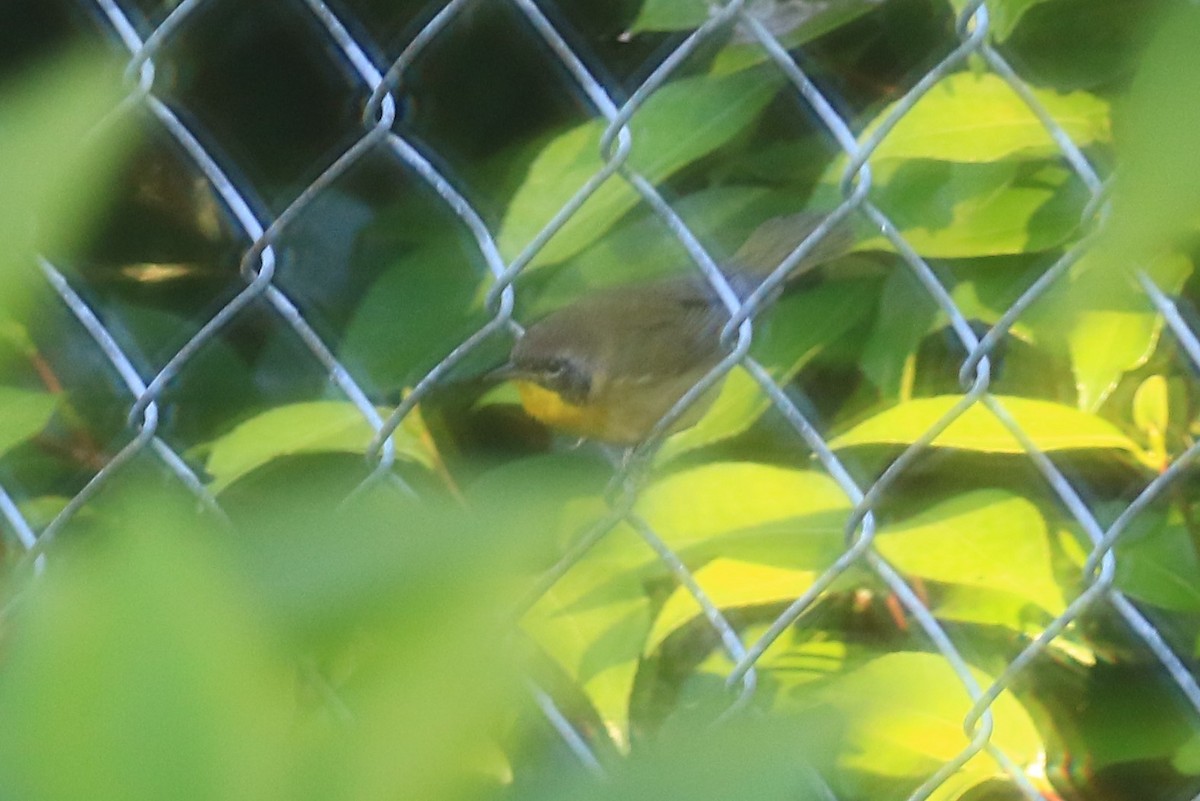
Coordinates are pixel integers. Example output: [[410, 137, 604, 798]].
[[3, 1, 1200, 799]]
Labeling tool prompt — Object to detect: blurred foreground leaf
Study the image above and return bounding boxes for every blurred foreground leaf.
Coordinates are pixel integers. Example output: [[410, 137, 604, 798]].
[[0, 493, 295, 801], [0, 386, 57, 460], [0, 48, 134, 315]]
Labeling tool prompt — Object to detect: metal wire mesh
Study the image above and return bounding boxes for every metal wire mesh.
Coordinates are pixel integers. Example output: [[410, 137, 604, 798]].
[[3, 1, 1200, 799]]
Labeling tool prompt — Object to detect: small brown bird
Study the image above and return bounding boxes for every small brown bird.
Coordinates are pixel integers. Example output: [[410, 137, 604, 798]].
[[493, 212, 854, 445]]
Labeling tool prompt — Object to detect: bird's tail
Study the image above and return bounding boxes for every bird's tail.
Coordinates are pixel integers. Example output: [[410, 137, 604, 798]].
[[731, 210, 856, 282]]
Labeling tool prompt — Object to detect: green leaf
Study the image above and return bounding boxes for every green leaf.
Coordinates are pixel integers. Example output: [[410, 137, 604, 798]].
[[861, 268, 937, 399], [829, 395, 1143, 455], [1084, 5, 1200, 293], [341, 236, 496, 392], [1113, 508, 1200, 613], [647, 558, 819, 654], [520, 516, 653, 748], [929, 584, 1049, 634], [863, 71, 1110, 163], [630, 0, 882, 76], [530, 185, 790, 314], [1175, 734, 1200, 775], [613, 466, 853, 653], [657, 277, 877, 461], [627, 0, 709, 31], [793, 653, 1042, 785], [949, 0, 1051, 41], [638, 463, 852, 549], [1025, 251, 1193, 411], [847, 160, 1088, 257], [497, 68, 783, 269], [0, 386, 57, 460], [876, 490, 1064, 616], [1004, 0, 1167, 91], [203, 401, 433, 494], [0, 495, 295, 801], [558, 465, 850, 674]]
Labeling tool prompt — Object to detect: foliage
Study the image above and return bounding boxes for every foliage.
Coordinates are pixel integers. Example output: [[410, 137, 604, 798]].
[[3, 2, 1200, 801]]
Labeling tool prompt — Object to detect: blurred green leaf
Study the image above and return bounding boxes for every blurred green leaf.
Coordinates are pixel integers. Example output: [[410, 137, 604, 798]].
[[0, 495, 295, 801], [517, 714, 837, 801], [498, 68, 783, 270], [0, 48, 134, 314], [829, 395, 1143, 455], [203, 401, 434, 494], [876, 490, 1064, 616], [863, 71, 1110, 163], [1175, 734, 1200, 775], [0, 385, 56, 460], [1098, 4, 1200, 282], [287, 499, 523, 801]]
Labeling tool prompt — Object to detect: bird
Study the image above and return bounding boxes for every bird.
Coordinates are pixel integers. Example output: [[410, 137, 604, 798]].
[[490, 211, 855, 446]]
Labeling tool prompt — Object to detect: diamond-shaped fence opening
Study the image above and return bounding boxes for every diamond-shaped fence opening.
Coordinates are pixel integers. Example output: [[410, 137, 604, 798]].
[[2, 1, 1199, 800]]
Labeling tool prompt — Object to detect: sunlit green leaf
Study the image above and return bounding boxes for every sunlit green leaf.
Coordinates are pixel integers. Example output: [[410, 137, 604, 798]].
[[498, 69, 783, 269], [647, 558, 819, 653], [830, 395, 1142, 455], [795, 653, 1042, 788], [846, 160, 1088, 257], [638, 463, 851, 548], [864, 71, 1111, 163], [203, 401, 434, 494], [0, 386, 56, 460], [520, 515, 651, 748], [876, 490, 1064, 616]]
